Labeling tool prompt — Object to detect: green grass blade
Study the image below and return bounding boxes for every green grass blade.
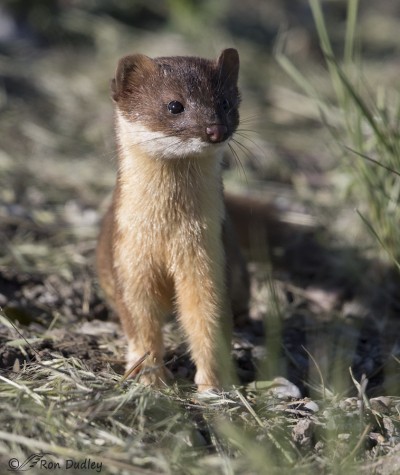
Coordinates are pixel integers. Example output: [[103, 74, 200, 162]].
[[344, 0, 359, 67], [356, 210, 400, 271]]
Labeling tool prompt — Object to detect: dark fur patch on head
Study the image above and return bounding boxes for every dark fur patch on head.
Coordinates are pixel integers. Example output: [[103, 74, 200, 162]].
[[112, 50, 241, 144]]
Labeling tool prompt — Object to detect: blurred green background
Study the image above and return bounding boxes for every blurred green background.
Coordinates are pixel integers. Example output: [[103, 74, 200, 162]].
[[1, 0, 399, 272]]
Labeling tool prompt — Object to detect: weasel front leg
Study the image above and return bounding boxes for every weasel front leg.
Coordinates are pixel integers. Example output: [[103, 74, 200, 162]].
[[174, 251, 234, 391], [113, 262, 173, 386]]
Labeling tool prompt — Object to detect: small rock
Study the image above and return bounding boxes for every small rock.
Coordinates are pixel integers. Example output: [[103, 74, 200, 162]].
[[268, 377, 302, 399], [370, 396, 392, 414], [303, 400, 319, 413]]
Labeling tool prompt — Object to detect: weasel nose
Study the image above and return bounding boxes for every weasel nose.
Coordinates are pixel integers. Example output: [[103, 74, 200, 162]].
[[206, 124, 228, 143]]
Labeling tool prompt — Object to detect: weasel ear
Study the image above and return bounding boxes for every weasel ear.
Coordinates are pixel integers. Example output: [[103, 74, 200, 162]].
[[111, 54, 154, 102], [217, 48, 239, 85]]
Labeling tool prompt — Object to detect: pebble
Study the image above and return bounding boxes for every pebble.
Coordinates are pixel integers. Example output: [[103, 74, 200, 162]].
[[267, 377, 302, 399], [303, 400, 319, 413], [370, 396, 392, 413]]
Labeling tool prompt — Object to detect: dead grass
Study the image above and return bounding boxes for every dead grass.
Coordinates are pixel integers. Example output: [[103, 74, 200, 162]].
[[1, 337, 399, 474]]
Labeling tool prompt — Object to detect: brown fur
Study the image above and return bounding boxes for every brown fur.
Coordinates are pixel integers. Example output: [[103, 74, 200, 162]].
[[96, 49, 247, 391]]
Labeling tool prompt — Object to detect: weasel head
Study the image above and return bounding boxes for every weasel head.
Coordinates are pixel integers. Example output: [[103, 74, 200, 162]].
[[112, 49, 240, 160]]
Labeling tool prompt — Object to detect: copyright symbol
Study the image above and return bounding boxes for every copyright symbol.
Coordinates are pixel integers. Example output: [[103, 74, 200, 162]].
[[8, 459, 20, 470]]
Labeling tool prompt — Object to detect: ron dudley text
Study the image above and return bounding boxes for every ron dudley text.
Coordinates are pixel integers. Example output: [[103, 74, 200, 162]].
[[41, 458, 102, 472]]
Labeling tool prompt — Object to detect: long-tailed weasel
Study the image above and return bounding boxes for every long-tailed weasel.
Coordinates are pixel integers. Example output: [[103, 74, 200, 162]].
[[96, 48, 248, 391]]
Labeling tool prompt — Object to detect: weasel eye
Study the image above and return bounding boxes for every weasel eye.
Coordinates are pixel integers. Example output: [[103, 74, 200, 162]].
[[168, 101, 184, 114], [222, 98, 230, 112]]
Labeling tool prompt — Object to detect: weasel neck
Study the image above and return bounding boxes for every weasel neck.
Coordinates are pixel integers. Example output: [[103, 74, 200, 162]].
[[115, 132, 226, 225], [116, 118, 225, 194]]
